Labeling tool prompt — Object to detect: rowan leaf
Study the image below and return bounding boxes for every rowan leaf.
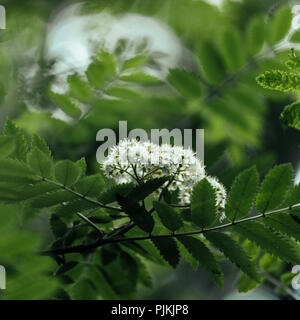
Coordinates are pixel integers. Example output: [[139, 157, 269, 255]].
[[267, 5, 292, 45], [205, 231, 260, 281], [191, 179, 217, 228], [177, 235, 223, 288], [233, 220, 300, 264], [55, 160, 81, 186], [225, 166, 258, 220], [27, 147, 53, 178], [256, 164, 293, 213], [151, 237, 179, 268], [153, 201, 183, 232]]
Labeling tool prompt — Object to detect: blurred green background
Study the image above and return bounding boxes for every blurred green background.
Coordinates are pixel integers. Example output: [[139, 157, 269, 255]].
[[0, 0, 300, 300]]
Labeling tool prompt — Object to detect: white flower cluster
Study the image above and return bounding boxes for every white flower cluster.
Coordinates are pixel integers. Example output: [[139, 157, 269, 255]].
[[101, 139, 226, 217]]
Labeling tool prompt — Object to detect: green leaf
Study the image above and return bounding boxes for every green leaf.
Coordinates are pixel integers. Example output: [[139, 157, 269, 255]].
[[99, 183, 134, 204], [67, 73, 92, 102], [280, 102, 300, 130], [100, 251, 138, 296], [280, 272, 295, 286], [259, 253, 281, 272], [151, 237, 179, 268], [3, 118, 28, 162], [105, 86, 141, 100], [197, 40, 226, 84], [290, 30, 300, 43], [153, 201, 183, 232], [120, 72, 161, 84], [219, 27, 246, 71], [225, 166, 258, 220], [122, 55, 148, 70], [54, 199, 99, 217], [256, 70, 300, 93], [71, 278, 96, 300], [0, 204, 58, 299], [31, 134, 52, 158], [55, 160, 81, 186], [246, 14, 266, 55], [49, 91, 81, 118], [285, 184, 300, 206], [191, 179, 217, 228], [286, 49, 300, 71], [167, 68, 202, 98], [263, 213, 300, 242], [117, 196, 154, 234], [0, 159, 36, 184], [177, 240, 199, 271], [136, 258, 153, 288], [27, 147, 53, 178], [86, 51, 116, 88], [233, 220, 300, 264], [50, 214, 68, 237], [205, 232, 260, 281], [55, 261, 78, 276], [237, 272, 261, 293], [128, 177, 170, 202], [267, 5, 292, 45], [177, 236, 223, 288], [76, 157, 87, 178], [75, 174, 104, 197], [30, 190, 76, 208], [0, 136, 15, 159], [256, 163, 293, 213]]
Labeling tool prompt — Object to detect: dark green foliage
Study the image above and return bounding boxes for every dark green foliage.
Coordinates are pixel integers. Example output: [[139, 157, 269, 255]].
[[151, 237, 179, 268], [167, 68, 202, 98], [153, 201, 183, 232], [1, 0, 300, 300], [205, 232, 260, 281], [219, 27, 246, 72], [246, 14, 265, 55], [49, 92, 81, 118], [225, 166, 258, 220], [99, 183, 134, 204], [263, 213, 300, 242], [267, 5, 292, 45], [233, 221, 300, 264], [0, 136, 15, 159], [50, 214, 68, 237], [117, 196, 154, 234], [27, 147, 53, 178], [128, 177, 169, 202], [256, 164, 293, 213], [280, 102, 300, 130], [191, 179, 217, 228], [75, 174, 104, 197], [177, 236, 223, 288], [197, 40, 226, 84], [3, 119, 28, 162], [55, 160, 82, 186]]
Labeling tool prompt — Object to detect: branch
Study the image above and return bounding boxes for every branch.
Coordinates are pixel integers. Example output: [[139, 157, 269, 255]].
[[41, 203, 300, 256]]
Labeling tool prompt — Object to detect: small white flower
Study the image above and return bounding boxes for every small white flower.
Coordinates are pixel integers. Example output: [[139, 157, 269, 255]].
[[101, 139, 226, 219]]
